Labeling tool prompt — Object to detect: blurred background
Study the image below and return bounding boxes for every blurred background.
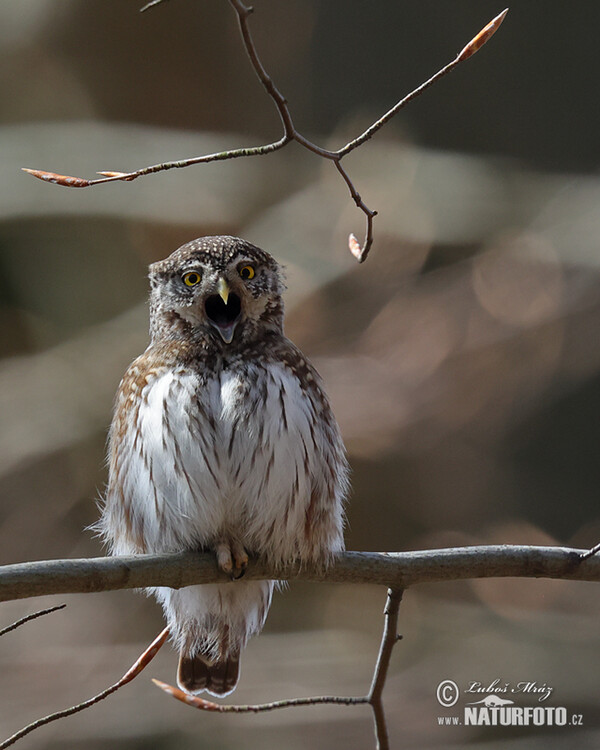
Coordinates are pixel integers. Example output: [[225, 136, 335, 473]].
[[1, 1, 599, 748]]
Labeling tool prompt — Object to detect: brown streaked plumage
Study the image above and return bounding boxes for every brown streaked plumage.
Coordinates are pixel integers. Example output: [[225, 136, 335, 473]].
[[98, 236, 349, 696]]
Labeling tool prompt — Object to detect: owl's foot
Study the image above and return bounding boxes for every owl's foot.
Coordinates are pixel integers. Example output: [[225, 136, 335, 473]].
[[216, 539, 248, 580]]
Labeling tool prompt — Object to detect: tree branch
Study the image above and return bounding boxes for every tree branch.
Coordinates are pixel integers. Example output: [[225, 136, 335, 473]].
[[367, 589, 403, 750], [153, 679, 368, 713], [2, 543, 596, 749], [337, 8, 508, 157], [21, 4, 508, 263], [0, 604, 65, 637], [0, 627, 169, 750], [1, 546, 598, 604], [580, 541, 600, 560]]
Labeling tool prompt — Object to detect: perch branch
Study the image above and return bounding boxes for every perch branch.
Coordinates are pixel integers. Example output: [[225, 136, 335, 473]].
[[2, 541, 596, 749], [22, 3, 508, 262], [0, 604, 65, 637], [1, 546, 598, 604], [0, 627, 169, 750]]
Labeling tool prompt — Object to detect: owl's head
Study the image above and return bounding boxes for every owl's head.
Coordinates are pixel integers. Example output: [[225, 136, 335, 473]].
[[148, 236, 285, 347]]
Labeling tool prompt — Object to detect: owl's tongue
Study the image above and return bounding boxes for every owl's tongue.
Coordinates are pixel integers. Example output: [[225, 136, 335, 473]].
[[205, 293, 242, 344]]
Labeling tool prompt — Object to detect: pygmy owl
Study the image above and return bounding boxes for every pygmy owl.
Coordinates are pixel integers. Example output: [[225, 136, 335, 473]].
[[98, 236, 349, 696]]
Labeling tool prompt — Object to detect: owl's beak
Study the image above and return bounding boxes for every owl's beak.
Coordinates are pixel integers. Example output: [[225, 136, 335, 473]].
[[218, 278, 230, 305], [205, 277, 241, 344]]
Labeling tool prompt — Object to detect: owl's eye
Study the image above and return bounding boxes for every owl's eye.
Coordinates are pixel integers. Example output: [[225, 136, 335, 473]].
[[182, 271, 202, 287], [239, 265, 255, 280]]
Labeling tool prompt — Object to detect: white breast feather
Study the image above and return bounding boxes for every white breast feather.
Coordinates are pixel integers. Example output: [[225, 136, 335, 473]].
[[115, 361, 345, 563]]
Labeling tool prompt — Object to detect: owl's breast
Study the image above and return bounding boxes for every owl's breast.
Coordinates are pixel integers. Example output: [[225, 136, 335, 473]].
[[216, 363, 317, 513], [114, 358, 336, 557], [215, 360, 340, 559]]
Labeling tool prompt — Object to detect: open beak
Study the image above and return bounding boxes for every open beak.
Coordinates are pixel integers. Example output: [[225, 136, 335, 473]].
[[205, 277, 241, 344]]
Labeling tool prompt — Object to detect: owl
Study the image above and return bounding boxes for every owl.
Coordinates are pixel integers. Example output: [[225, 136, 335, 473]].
[[98, 236, 349, 697]]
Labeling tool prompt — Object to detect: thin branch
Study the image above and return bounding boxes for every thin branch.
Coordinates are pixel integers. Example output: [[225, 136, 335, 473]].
[[1, 546, 598, 604], [153, 679, 367, 712], [0, 627, 169, 750], [229, 0, 295, 138], [22, 5, 508, 262], [580, 541, 600, 560], [22, 137, 290, 188], [367, 589, 403, 750], [140, 0, 170, 12], [337, 8, 509, 157], [0, 604, 65, 637], [334, 160, 377, 261]]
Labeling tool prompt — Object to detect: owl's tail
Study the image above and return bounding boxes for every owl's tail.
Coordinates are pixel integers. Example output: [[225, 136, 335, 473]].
[[177, 650, 240, 697], [153, 580, 274, 696]]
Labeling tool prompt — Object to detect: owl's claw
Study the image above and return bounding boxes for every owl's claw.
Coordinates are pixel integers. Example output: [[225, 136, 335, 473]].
[[216, 539, 248, 581], [230, 539, 249, 580]]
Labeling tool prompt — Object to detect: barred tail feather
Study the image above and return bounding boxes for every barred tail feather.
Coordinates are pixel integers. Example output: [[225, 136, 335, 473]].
[[178, 651, 240, 696], [153, 580, 273, 694]]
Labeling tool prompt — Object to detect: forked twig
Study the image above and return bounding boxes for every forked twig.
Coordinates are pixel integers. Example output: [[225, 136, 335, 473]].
[[22, 3, 508, 262], [0, 627, 169, 750], [153, 589, 404, 750], [0, 604, 66, 638]]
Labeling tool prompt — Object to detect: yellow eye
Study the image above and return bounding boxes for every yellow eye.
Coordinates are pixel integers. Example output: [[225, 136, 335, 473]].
[[183, 271, 202, 287], [239, 265, 255, 280]]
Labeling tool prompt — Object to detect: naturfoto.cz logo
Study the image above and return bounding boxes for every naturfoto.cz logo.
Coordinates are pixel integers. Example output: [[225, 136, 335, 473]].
[[436, 679, 584, 729]]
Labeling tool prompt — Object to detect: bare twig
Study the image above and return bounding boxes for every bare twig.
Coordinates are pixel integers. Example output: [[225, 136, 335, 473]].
[[1, 545, 597, 604], [153, 679, 367, 712], [140, 0, 170, 12], [580, 541, 600, 560], [337, 8, 508, 158], [22, 4, 508, 262], [0, 627, 169, 750], [367, 589, 403, 750], [0, 603, 65, 637], [230, 0, 295, 139]]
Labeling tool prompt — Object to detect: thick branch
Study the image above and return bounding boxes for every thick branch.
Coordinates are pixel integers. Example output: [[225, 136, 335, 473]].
[[1, 546, 598, 604]]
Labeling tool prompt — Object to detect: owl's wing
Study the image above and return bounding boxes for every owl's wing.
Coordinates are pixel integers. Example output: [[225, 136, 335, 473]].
[[97, 348, 168, 554], [275, 339, 350, 560]]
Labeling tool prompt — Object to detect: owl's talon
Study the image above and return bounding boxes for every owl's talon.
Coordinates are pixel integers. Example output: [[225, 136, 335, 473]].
[[216, 541, 234, 574], [216, 539, 248, 579], [231, 539, 249, 576]]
